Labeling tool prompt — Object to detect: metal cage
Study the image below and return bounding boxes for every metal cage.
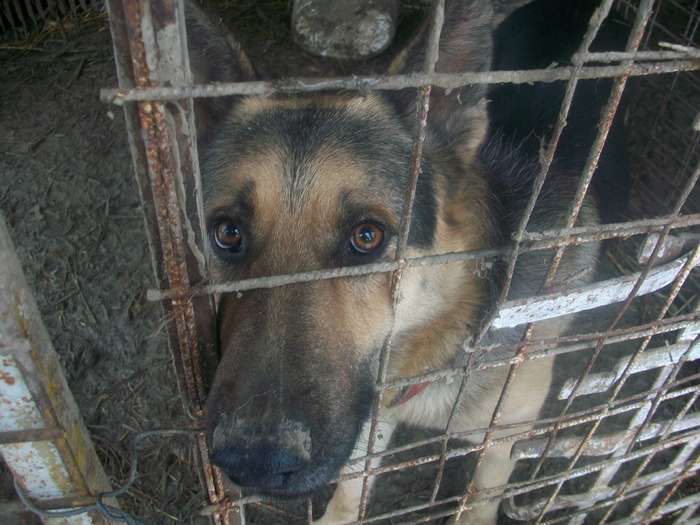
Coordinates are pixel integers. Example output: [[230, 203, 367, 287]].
[[3, 0, 699, 523]]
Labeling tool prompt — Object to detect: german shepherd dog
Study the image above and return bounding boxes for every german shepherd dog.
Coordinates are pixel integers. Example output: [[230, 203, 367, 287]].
[[188, 0, 628, 522]]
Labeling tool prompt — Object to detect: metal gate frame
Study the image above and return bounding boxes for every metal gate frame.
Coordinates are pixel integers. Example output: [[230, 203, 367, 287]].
[[100, 0, 700, 523]]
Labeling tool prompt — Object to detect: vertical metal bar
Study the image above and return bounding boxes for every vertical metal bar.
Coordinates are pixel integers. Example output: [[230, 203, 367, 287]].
[[471, 0, 617, 347], [355, 2, 448, 520], [356, 0, 445, 519], [519, 2, 658, 520], [104, 0, 238, 522], [453, 2, 619, 519], [358, 82, 433, 520]]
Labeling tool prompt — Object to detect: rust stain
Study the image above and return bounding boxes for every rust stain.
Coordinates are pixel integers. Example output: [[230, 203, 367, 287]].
[[0, 370, 16, 386]]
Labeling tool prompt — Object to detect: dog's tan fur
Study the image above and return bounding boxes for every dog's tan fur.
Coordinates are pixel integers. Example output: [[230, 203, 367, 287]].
[[186, 1, 612, 523]]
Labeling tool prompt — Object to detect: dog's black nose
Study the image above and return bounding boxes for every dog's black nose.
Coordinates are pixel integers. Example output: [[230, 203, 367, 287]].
[[211, 442, 309, 490], [209, 414, 313, 493]]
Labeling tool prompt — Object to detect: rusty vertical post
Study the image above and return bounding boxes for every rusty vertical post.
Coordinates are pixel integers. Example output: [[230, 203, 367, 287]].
[[105, 0, 239, 522]]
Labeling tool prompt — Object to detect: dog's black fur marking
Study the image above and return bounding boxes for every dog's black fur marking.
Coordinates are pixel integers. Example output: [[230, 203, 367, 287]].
[[488, 0, 632, 224]]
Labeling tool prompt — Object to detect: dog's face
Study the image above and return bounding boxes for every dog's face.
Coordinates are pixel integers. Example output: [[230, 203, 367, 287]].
[[188, 0, 494, 498]]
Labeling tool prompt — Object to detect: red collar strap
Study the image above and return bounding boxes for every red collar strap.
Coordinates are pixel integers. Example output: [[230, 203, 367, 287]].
[[387, 381, 430, 408]]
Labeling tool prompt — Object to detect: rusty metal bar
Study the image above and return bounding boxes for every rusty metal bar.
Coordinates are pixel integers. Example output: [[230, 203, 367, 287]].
[[104, 0, 235, 522], [473, 0, 619, 346], [559, 143, 700, 523], [358, 0, 445, 510], [100, 57, 700, 105], [536, 0, 670, 463], [593, 259, 700, 521], [518, 3, 687, 519], [539, 54, 633, 294], [451, 2, 622, 518], [627, 323, 700, 519], [641, 448, 700, 524], [531, 136, 700, 525], [608, 388, 700, 521], [358, 83, 435, 519], [147, 213, 700, 301]]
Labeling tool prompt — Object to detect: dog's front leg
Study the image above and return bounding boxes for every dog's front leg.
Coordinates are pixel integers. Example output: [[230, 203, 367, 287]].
[[314, 417, 396, 525], [449, 437, 513, 525], [448, 356, 554, 525]]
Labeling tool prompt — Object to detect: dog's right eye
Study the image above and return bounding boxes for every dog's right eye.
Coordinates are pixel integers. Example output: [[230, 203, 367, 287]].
[[348, 222, 385, 257], [212, 218, 244, 254]]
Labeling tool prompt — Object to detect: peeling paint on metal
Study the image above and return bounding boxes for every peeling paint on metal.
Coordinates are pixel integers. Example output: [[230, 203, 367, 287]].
[[0, 356, 43, 432], [1, 441, 76, 499]]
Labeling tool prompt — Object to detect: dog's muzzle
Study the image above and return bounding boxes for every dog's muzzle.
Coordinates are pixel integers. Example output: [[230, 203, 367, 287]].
[[210, 413, 313, 494]]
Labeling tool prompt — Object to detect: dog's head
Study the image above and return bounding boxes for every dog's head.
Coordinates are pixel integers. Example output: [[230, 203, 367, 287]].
[[188, 0, 494, 497]]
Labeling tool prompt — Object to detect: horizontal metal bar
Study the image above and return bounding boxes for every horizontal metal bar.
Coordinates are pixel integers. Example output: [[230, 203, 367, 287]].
[[100, 57, 700, 105], [376, 313, 700, 396], [0, 427, 63, 445], [146, 247, 503, 301], [147, 214, 700, 302], [586, 47, 700, 62], [518, 214, 700, 245]]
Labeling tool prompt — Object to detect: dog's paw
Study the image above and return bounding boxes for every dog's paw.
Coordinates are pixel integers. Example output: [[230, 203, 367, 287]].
[[312, 485, 362, 525], [446, 503, 499, 525], [313, 509, 359, 525]]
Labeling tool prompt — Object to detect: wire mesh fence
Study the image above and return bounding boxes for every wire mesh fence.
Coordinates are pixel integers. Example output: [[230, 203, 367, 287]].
[[103, 0, 700, 523]]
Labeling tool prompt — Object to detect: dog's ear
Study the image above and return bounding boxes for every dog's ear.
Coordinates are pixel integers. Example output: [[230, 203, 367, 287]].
[[385, 0, 493, 164], [185, 2, 256, 144]]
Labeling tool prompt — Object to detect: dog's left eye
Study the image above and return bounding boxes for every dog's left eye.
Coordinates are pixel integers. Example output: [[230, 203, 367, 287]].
[[349, 223, 384, 255], [212, 218, 244, 254]]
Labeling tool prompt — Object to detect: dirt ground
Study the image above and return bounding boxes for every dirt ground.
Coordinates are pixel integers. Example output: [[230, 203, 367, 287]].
[[0, 1, 699, 524]]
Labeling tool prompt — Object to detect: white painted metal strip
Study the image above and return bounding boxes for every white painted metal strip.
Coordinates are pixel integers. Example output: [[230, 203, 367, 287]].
[[0, 355, 44, 432], [558, 341, 700, 399], [492, 252, 699, 330]]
